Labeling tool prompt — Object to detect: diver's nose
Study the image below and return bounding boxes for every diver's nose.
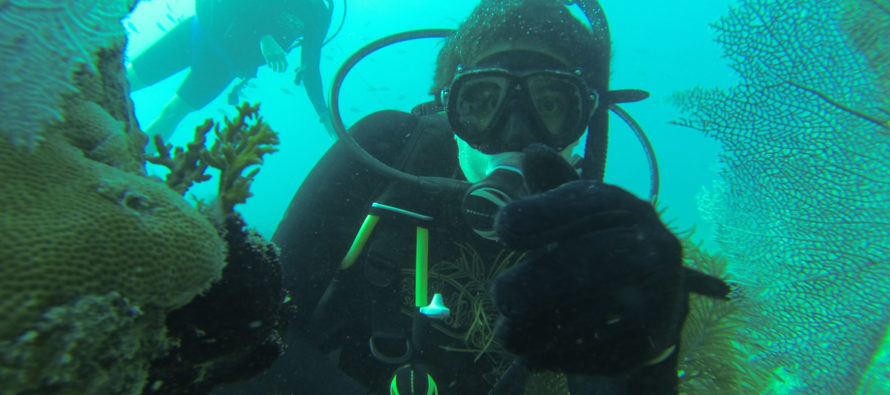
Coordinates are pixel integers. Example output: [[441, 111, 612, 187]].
[[498, 108, 539, 152]]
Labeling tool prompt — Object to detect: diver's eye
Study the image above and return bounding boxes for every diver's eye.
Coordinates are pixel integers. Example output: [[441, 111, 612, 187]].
[[471, 91, 498, 113], [535, 93, 565, 117], [534, 94, 565, 116], [460, 82, 501, 116]]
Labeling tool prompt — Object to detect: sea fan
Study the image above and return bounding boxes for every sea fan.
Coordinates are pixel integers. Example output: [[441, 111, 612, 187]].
[[673, 0, 890, 392], [675, 227, 773, 393]]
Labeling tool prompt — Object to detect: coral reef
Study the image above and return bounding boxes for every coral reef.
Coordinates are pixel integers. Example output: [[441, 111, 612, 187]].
[[148, 120, 213, 195], [0, 0, 136, 149], [145, 215, 290, 394], [0, 124, 226, 394], [673, 228, 772, 393], [63, 99, 142, 172], [203, 103, 280, 214], [0, 1, 289, 393], [148, 103, 279, 214], [2, 292, 167, 395], [839, 0, 890, 116], [673, 0, 890, 392]]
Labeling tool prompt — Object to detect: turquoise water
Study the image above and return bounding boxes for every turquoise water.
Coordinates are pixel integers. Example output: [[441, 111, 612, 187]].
[[1, 0, 877, 393], [124, 0, 732, 244], [122, 4, 890, 391]]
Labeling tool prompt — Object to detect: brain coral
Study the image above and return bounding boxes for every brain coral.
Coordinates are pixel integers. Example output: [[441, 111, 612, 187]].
[[0, 123, 226, 392], [0, 0, 233, 392]]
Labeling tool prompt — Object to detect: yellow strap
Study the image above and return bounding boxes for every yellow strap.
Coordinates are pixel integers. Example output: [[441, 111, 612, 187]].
[[415, 226, 429, 307], [644, 344, 676, 366]]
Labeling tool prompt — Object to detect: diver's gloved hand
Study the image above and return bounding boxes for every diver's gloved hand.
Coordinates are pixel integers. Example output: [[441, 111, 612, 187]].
[[490, 180, 689, 375]]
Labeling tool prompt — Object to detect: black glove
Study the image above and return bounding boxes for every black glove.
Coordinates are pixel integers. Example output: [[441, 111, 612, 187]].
[[491, 179, 689, 376]]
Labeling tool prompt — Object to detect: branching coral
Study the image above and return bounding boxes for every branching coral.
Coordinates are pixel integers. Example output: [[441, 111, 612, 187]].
[[203, 102, 280, 214], [148, 103, 279, 214], [672, 0, 890, 392], [147, 120, 213, 195]]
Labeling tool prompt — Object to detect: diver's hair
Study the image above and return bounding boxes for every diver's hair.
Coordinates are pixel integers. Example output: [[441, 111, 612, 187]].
[[432, 0, 611, 94]]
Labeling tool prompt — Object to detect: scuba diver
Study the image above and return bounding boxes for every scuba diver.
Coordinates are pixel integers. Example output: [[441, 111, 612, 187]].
[[126, 0, 334, 149], [215, 0, 731, 394]]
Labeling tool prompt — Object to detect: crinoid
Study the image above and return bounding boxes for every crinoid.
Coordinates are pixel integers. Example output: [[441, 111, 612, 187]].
[[402, 244, 523, 378]]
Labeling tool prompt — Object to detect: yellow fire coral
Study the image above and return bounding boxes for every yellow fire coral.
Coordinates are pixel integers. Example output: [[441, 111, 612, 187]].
[[0, 117, 226, 393]]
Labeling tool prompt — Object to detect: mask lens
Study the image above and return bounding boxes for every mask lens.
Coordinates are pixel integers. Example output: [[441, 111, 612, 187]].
[[449, 73, 510, 144], [526, 74, 585, 138]]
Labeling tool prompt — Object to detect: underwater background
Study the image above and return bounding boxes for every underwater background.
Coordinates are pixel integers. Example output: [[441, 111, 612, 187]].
[[125, 0, 731, 244], [123, 1, 890, 393], [125, 0, 890, 393], [1, 0, 888, 393]]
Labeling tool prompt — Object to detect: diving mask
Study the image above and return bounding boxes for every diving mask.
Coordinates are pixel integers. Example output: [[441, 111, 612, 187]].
[[442, 67, 599, 154]]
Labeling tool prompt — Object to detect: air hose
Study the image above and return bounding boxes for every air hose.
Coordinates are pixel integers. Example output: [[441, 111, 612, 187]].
[[326, 28, 660, 202]]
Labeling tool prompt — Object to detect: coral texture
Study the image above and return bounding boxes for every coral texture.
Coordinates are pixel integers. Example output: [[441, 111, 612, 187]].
[[63, 99, 142, 172], [148, 120, 213, 196], [149, 102, 280, 214], [147, 214, 289, 394], [0, 1, 274, 393], [839, 0, 890, 111], [203, 102, 280, 214], [0, 0, 135, 149], [674, 228, 771, 393], [673, 0, 890, 392], [0, 126, 226, 392], [0, 292, 167, 395]]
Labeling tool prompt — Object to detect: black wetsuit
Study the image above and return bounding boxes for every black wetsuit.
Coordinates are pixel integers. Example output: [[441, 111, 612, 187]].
[[218, 111, 525, 394], [214, 103, 713, 395]]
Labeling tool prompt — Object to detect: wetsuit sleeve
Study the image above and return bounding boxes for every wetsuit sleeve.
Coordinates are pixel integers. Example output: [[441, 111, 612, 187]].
[[298, 0, 332, 117]]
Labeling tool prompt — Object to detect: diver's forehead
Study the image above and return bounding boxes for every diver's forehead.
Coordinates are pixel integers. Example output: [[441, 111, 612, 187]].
[[470, 45, 573, 72]]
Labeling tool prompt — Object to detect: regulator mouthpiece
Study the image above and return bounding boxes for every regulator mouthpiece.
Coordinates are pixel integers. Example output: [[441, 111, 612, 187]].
[[461, 154, 528, 240]]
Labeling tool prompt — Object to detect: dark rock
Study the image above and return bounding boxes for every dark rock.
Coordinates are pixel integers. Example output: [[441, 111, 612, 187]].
[[144, 214, 293, 395]]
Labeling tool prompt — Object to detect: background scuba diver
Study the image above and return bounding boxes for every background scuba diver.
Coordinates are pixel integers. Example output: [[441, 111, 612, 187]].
[[126, 0, 334, 149], [216, 0, 731, 394]]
